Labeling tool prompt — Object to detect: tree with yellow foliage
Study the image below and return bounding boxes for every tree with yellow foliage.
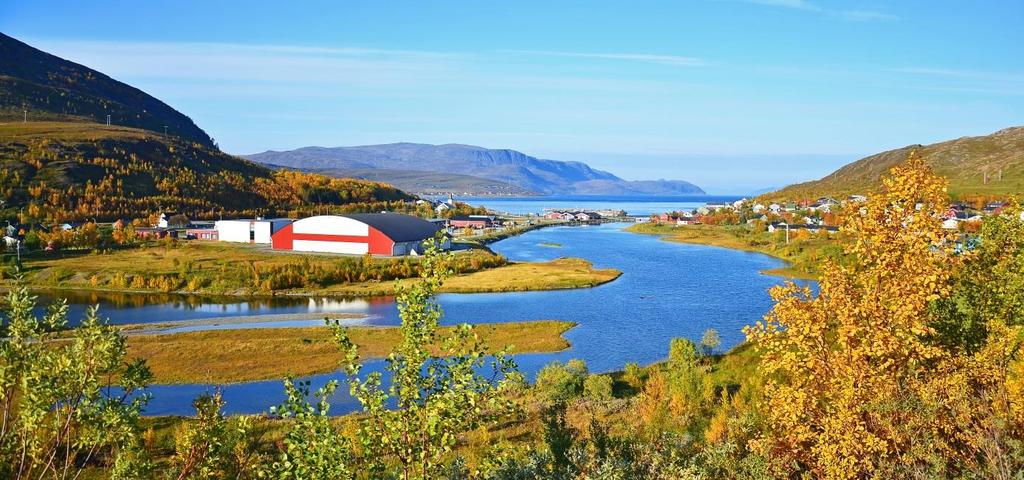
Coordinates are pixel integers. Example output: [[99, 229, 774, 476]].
[[745, 151, 1023, 478]]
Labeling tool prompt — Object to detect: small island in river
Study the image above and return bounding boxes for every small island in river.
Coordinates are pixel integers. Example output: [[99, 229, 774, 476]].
[[124, 320, 576, 384], [4, 242, 620, 297]]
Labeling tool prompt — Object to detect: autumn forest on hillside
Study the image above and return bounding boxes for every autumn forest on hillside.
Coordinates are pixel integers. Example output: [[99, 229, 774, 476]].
[[0, 123, 432, 224]]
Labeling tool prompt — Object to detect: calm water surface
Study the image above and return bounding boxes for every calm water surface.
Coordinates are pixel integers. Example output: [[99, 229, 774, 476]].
[[32, 223, 793, 415]]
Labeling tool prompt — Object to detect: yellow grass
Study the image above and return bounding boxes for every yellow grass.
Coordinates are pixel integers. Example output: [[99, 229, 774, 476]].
[[127, 320, 575, 384], [319, 258, 621, 295], [0, 121, 155, 142]]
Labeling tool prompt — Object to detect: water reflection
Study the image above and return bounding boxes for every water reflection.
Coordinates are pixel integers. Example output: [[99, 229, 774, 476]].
[[28, 290, 398, 327]]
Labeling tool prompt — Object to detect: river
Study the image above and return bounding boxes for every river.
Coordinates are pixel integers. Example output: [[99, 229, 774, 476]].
[[30, 222, 794, 415]]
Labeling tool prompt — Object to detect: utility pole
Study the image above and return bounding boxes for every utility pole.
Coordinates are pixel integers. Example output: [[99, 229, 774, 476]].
[[106, 114, 111, 126], [785, 223, 790, 244], [23, 109, 27, 123]]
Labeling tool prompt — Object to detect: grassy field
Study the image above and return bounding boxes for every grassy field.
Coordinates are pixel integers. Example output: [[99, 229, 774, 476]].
[[5, 242, 620, 296], [442, 257, 619, 292], [625, 222, 842, 280], [127, 320, 576, 384], [0, 121, 158, 141]]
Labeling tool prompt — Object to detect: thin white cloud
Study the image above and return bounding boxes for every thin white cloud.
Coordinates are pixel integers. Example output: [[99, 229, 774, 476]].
[[885, 67, 1024, 95], [501, 49, 707, 67], [744, 0, 819, 10], [888, 67, 1024, 82], [731, 0, 898, 21], [836, 10, 898, 22]]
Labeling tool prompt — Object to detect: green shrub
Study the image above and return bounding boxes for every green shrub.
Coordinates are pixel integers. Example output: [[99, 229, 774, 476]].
[[583, 374, 614, 401], [669, 337, 699, 368], [535, 359, 588, 402], [623, 362, 647, 390]]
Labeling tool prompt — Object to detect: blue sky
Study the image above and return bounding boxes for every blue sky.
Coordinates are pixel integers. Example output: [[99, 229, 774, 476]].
[[2, 0, 1022, 193]]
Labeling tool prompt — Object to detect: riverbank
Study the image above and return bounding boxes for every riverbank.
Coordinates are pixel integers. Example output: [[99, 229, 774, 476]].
[[4, 241, 620, 297], [625, 223, 840, 280], [127, 320, 576, 384]]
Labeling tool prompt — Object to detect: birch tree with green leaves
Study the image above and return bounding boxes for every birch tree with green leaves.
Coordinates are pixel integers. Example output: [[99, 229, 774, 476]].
[[0, 285, 153, 479], [333, 237, 520, 479]]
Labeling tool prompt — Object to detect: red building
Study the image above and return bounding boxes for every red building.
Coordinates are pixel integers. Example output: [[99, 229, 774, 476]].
[[135, 227, 175, 239], [186, 228, 219, 240], [271, 213, 443, 256]]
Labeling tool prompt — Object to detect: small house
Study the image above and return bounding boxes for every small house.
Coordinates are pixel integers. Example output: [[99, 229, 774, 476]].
[[449, 216, 494, 229], [136, 227, 175, 239]]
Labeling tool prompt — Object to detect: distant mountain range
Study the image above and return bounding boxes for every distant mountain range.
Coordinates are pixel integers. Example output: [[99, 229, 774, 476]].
[[0, 33, 215, 148], [763, 126, 1024, 201], [246, 143, 705, 196]]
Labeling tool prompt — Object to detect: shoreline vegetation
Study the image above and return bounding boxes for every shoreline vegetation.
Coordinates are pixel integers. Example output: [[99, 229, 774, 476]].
[[126, 320, 577, 384], [3, 241, 620, 297], [624, 222, 840, 280], [130, 339, 759, 468]]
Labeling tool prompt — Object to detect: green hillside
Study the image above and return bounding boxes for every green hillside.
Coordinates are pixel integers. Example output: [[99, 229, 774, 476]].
[[0, 122, 413, 223], [0, 33, 215, 148], [763, 126, 1024, 201]]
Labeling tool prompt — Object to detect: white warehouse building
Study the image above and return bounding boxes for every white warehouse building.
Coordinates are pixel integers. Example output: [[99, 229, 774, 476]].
[[215, 218, 294, 244]]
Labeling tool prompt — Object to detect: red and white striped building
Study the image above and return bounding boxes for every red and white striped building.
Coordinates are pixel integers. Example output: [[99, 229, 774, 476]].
[[270, 213, 444, 256]]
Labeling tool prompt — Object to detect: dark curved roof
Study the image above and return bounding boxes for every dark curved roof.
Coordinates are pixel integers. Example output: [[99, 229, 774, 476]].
[[343, 213, 441, 242]]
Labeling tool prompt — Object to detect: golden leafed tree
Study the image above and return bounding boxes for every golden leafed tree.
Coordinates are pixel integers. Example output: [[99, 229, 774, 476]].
[[745, 151, 1023, 479]]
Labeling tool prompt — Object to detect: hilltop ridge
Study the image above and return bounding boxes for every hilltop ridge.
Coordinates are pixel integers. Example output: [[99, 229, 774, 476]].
[[762, 126, 1024, 201], [0, 33, 216, 148]]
